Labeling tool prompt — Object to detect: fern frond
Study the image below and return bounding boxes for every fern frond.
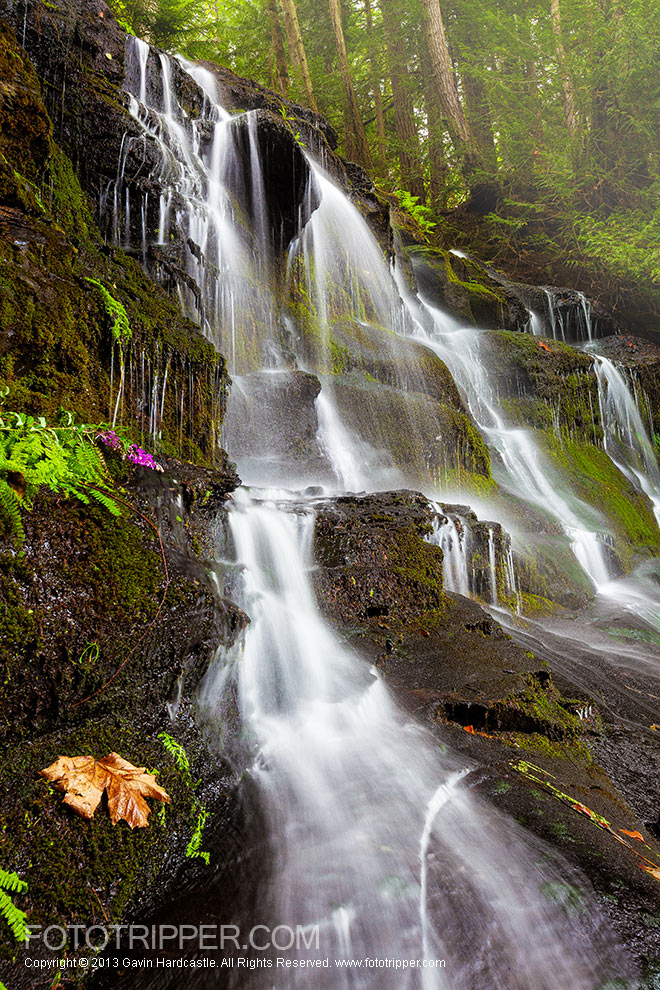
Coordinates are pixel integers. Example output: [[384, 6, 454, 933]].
[[185, 807, 210, 865], [158, 732, 192, 782], [0, 874, 28, 942], [87, 486, 121, 516], [0, 479, 25, 543], [0, 869, 27, 894]]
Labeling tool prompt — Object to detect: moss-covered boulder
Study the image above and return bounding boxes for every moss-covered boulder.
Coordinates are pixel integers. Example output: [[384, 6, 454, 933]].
[[404, 242, 529, 331]]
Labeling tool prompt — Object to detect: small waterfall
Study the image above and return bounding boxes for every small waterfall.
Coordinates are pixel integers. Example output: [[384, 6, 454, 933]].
[[405, 298, 612, 589], [527, 308, 544, 336], [488, 527, 498, 604], [594, 354, 660, 527], [540, 289, 594, 343], [116, 39, 278, 374], [200, 491, 620, 986], [427, 514, 470, 596], [505, 544, 522, 614]]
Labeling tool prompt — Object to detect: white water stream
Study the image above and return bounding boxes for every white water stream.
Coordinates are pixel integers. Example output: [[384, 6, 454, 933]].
[[199, 490, 618, 987]]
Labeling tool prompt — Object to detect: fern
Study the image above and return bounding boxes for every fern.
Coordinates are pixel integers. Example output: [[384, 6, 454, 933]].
[[0, 869, 28, 942], [158, 733, 210, 865], [0, 479, 24, 543], [185, 808, 210, 866], [158, 731, 193, 788], [0, 412, 122, 543]]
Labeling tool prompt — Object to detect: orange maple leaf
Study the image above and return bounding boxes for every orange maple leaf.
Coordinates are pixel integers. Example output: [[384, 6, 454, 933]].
[[620, 829, 645, 842], [40, 752, 170, 829]]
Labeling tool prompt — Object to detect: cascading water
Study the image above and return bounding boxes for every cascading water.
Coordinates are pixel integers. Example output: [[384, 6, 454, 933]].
[[199, 490, 623, 988], [594, 354, 660, 526], [111, 36, 645, 984], [400, 296, 612, 588], [427, 515, 470, 596]]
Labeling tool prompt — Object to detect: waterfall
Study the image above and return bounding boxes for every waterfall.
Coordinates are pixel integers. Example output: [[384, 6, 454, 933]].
[[113, 36, 642, 983], [118, 39, 277, 373], [488, 527, 498, 604], [403, 298, 612, 589], [426, 514, 470, 597], [535, 289, 594, 343], [199, 490, 618, 987], [594, 354, 660, 527]]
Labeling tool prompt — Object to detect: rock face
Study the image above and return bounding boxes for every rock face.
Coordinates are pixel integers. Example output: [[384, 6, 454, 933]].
[[0, 462, 243, 986], [406, 242, 530, 331], [312, 491, 551, 725], [0, 18, 230, 466]]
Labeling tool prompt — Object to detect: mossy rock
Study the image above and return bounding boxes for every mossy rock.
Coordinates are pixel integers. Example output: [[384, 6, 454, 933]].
[[0, 22, 228, 467], [405, 243, 529, 331]]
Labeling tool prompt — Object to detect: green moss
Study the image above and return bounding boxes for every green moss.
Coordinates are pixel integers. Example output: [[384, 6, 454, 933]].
[[0, 554, 42, 663], [544, 434, 660, 560], [0, 722, 196, 932], [389, 526, 446, 608], [506, 730, 593, 767]]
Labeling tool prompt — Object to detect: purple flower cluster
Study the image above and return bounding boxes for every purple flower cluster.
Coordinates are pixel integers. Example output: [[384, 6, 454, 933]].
[[96, 429, 122, 451], [97, 430, 163, 472], [127, 444, 163, 472]]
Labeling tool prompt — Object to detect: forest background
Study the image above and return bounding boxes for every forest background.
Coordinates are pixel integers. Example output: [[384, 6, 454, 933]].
[[109, 0, 660, 322]]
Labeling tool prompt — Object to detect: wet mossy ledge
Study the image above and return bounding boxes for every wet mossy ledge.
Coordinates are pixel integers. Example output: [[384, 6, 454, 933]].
[[0, 19, 228, 468], [311, 490, 578, 734], [0, 463, 244, 979]]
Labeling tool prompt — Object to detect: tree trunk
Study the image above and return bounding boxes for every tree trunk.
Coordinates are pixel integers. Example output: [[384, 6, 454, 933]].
[[280, 0, 318, 111], [379, 0, 425, 200], [364, 0, 386, 173], [328, 0, 373, 168], [550, 0, 578, 137], [265, 0, 290, 96], [420, 0, 476, 171], [421, 33, 447, 207]]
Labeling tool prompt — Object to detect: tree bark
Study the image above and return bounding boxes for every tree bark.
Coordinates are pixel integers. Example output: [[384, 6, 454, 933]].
[[421, 33, 448, 207], [265, 0, 290, 96], [550, 0, 578, 137], [328, 0, 373, 168], [420, 0, 476, 171], [280, 0, 318, 111], [364, 0, 386, 173], [379, 0, 425, 200]]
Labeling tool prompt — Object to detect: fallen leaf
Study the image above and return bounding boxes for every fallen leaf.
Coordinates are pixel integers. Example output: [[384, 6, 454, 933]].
[[641, 864, 660, 883], [99, 753, 170, 828], [40, 752, 170, 828], [40, 755, 107, 819], [620, 829, 645, 841], [463, 725, 475, 734]]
